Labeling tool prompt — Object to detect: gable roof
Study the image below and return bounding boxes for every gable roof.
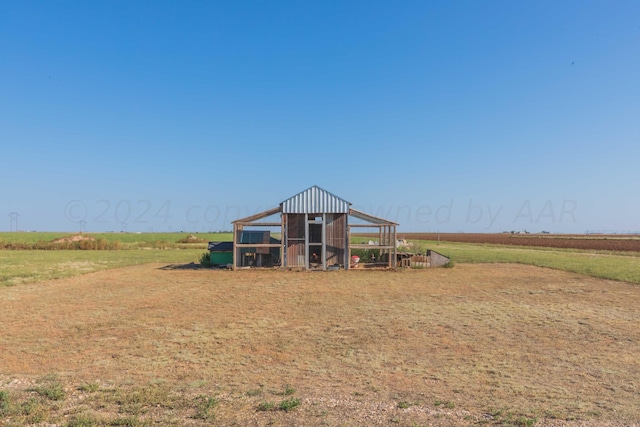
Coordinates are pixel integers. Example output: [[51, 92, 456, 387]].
[[280, 185, 351, 214]]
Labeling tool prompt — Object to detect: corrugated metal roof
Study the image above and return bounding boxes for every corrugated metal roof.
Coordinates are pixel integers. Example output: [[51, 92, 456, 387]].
[[281, 185, 351, 214]]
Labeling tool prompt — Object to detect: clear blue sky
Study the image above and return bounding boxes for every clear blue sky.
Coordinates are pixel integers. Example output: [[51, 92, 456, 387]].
[[2, 1, 638, 233]]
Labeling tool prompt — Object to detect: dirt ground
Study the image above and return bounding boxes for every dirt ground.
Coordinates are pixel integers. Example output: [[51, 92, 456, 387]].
[[1, 264, 639, 426]]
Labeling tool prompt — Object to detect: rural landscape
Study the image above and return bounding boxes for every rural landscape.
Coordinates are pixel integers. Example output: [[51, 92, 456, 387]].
[[1, 231, 639, 426], [4, 0, 639, 426]]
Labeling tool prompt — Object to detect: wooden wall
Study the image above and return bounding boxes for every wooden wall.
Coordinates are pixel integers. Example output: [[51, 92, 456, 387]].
[[325, 213, 347, 266], [286, 214, 305, 267]]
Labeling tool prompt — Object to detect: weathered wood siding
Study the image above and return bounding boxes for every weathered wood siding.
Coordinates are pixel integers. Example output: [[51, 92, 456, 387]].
[[286, 214, 306, 267], [325, 213, 347, 266]]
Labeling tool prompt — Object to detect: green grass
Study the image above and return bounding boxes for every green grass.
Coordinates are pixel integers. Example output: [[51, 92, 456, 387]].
[[0, 232, 233, 248], [0, 249, 204, 287], [2, 232, 640, 288], [257, 401, 275, 411], [278, 397, 301, 412], [410, 240, 640, 284], [0, 232, 233, 249], [30, 374, 66, 401], [193, 395, 217, 420]]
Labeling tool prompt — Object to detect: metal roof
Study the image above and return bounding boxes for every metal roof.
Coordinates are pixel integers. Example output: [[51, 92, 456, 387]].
[[280, 185, 351, 214], [208, 241, 233, 251]]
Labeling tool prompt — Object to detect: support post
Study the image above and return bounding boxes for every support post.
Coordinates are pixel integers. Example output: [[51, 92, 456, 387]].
[[322, 212, 326, 271], [392, 225, 397, 268], [232, 223, 238, 270], [346, 224, 351, 271], [281, 213, 286, 268], [304, 213, 309, 270]]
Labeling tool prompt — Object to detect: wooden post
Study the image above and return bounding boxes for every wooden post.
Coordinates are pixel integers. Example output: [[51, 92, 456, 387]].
[[281, 213, 286, 268], [392, 225, 397, 268], [346, 224, 351, 271], [233, 224, 243, 270], [304, 213, 309, 270], [232, 223, 237, 271], [378, 226, 382, 261], [322, 212, 326, 271]]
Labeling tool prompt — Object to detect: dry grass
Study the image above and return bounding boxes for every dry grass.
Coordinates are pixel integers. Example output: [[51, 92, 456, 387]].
[[1, 264, 639, 426]]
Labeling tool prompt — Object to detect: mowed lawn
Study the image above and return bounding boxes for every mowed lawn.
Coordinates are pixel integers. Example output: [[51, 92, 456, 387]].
[[1, 265, 639, 426]]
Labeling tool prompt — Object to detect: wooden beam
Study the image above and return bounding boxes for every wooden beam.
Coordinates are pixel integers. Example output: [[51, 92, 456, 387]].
[[348, 224, 385, 228], [232, 206, 281, 224], [350, 244, 395, 249], [235, 243, 282, 248], [235, 222, 282, 227]]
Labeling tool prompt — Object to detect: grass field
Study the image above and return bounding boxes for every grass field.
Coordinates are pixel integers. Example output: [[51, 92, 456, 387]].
[[0, 250, 204, 287], [0, 232, 226, 287], [0, 232, 233, 249], [406, 240, 640, 284], [1, 265, 638, 426], [1, 232, 639, 425], [2, 232, 640, 288]]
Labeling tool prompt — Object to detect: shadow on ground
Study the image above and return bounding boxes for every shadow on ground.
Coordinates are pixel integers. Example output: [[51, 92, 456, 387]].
[[159, 262, 204, 270]]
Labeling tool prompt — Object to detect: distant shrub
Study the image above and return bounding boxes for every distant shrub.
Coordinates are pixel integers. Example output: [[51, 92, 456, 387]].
[[199, 253, 212, 267]]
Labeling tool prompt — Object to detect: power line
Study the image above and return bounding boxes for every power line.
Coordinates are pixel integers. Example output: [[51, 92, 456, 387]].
[[9, 212, 19, 232]]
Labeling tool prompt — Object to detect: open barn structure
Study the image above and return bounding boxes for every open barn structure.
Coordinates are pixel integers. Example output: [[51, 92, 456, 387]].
[[232, 185, 398, 270]]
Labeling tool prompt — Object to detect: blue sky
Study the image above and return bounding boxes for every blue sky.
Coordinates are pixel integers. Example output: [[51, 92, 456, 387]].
[[2, 1, 639, 233]]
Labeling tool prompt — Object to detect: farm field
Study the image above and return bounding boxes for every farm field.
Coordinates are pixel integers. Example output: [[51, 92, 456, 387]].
[[0, 232, 233, 249], [388, 233, 640, 253], [1, 265, 639, 426], [0, 249, 204, 287]]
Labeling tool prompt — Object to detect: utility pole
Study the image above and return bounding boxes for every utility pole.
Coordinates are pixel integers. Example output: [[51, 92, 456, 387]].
[[9, 212, 19, 232]]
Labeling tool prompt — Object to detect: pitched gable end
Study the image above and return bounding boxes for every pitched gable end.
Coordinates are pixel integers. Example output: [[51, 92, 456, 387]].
[[280, 185, 351, 214]]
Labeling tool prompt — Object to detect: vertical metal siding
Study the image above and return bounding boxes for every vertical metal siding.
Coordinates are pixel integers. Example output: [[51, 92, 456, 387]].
[[281, 185, 350, 214]]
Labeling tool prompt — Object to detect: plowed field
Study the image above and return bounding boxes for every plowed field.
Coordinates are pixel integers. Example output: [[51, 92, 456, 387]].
[[391, 233, 640, 252]]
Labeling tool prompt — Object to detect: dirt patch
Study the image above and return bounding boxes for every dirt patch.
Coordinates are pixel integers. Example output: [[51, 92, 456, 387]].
[[52, 234, 95, 243], [1, 264, 639, 426]]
